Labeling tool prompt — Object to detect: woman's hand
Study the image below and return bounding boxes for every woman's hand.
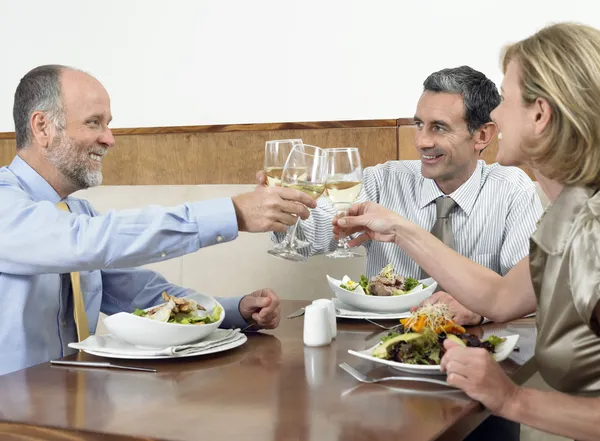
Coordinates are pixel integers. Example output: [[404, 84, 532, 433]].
[[332, 202, 406, 247], [441, 339, 520, 415]]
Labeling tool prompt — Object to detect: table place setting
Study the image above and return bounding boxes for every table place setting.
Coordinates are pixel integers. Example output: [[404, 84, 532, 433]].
[[69, 328, 247, 359]]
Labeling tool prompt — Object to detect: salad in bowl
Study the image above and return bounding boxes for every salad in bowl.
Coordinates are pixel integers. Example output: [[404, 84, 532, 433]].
[[103, 292, 225, 348], [327, 264, 437, 313]]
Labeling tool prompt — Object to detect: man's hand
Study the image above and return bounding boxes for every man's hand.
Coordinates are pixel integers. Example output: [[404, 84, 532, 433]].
[[232, 186, 316, 233], [239, 289, 281, 329], [413, 291, 482, 326], [256, 170, 268, 188]]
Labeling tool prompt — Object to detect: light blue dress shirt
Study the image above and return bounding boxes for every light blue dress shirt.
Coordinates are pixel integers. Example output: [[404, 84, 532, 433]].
[[0, 156, 248, 376]]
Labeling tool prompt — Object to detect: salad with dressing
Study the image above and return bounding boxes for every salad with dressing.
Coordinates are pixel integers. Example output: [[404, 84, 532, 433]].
[[373, 303, 506, 365], [133, 292, 222, 325], [340, 264, 427, 296]]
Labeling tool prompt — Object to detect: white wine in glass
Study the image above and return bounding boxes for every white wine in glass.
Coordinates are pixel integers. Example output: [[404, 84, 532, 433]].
[[324, 147, 364, 259], [268, 144, 327, 262], [264, 139, 303, 187]]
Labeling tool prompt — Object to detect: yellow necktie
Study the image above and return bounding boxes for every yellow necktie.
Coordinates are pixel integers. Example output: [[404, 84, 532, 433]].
[[56, 201, 90, 342]]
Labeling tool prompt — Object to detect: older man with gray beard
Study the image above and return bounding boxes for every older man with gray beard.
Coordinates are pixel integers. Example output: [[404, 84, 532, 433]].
[[0, 64, 316, 376]]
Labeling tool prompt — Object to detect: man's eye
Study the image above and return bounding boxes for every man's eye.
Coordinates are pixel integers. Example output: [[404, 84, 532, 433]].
[[87, 120, 100, 126], [433, 125, 445, 133], [415, 121, 424, 130]]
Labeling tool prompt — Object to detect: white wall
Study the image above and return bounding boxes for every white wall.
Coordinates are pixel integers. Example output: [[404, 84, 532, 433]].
[[0, 0, 597, 131]]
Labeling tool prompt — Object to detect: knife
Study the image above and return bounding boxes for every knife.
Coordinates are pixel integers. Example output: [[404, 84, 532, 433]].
[[50, 360, 157, 372]]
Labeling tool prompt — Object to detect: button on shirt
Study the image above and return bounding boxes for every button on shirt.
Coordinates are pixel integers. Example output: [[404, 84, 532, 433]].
[[0, 156, 247, 376], [274, 160, 543, 277]]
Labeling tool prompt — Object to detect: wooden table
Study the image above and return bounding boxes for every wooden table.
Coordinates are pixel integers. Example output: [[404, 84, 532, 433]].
[[0, 300, 538, 441]]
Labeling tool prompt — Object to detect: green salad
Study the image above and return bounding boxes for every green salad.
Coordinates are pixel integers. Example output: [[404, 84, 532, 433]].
[[340, 264, 426, 296], [133, 292, 223, 325]]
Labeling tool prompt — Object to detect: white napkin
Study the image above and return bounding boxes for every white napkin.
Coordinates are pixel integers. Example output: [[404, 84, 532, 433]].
[[69, 329, 244, 357]]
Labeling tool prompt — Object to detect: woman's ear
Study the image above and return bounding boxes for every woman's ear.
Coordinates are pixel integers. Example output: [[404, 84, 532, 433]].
[[473, 122, 497, 153], [532, 97, 552, 136]]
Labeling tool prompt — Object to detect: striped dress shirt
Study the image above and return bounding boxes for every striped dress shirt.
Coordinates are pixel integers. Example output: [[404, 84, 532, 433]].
[[273, 160, 543, 278]]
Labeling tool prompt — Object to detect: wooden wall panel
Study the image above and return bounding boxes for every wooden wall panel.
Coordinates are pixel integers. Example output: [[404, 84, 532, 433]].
[[101, 126, 397, 185], [0, 119, 533, 183], [0, 139, 15, 166], [0, 124, 396, 185]]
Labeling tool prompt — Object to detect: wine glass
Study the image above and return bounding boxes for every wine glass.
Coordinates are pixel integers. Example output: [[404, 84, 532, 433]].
[[264, 139, 310, 252], [267, 144, 327, 262], [324, 147, 364, 259], [264, 139, 303, 187]]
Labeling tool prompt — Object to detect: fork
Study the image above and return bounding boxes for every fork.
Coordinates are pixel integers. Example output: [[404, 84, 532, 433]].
[[339, 363, 452, 387], [241, 322, 260, 332]]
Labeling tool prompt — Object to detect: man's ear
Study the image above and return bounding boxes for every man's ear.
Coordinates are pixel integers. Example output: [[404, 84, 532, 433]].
[[473, 122, 497, 154], [30, 111, 55, 149]]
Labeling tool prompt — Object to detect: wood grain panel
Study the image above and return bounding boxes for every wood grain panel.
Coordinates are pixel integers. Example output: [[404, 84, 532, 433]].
[[100, 127, 396, 185], [0, 139, 15, 166], [0, 120, 533, 184]]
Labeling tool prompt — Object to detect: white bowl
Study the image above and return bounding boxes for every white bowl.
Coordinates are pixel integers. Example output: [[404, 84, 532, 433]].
[[103, 293, 225, 348], [326, 275, 437, 313]]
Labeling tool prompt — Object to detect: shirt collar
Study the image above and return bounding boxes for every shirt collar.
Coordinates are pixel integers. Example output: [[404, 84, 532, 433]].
[[418, 160, 483, 215], [531, 185, 598, 255], [8, 155, 63, 204]]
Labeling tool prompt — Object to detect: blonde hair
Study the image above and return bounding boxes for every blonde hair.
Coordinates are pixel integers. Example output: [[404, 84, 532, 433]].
[[501, 22, 600, 187]]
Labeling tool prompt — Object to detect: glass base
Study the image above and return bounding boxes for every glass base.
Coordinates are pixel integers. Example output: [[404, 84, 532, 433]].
[[267, 248, 308, 263], [326, 249, 363, 259], [271, 239, 310, 251]]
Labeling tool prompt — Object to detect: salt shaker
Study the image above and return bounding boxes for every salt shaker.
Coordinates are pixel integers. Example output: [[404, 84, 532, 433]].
[[303, 304, 332, 347], [312, 298, 337, 339]]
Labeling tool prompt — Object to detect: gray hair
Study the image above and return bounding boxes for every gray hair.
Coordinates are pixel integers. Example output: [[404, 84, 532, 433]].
[[423, 66, 500, 134], [13, 64, 68, 149]]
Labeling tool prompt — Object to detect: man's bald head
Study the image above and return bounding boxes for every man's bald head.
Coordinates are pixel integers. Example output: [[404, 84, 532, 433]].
[[12, 65, 103, 150]]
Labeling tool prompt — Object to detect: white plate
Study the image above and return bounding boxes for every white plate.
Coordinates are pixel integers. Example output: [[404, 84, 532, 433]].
[[333, 298, 411, 320], [81, 333, 248, 360], [327, 275, 437, 313], [348, 334, 520, 376]]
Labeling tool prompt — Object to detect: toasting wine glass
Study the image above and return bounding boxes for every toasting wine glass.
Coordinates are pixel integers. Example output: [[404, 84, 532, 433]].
[[324, 147, 364, 259], [264, 139, 303, 187], [267, 144, 327, 262], [264, 139, 310, 252]]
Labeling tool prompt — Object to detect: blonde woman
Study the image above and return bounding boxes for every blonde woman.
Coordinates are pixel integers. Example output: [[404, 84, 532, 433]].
[[335, 22, 600, 441]]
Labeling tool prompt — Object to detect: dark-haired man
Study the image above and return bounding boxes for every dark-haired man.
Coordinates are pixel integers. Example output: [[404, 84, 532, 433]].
[[265, 65, 543, 441]]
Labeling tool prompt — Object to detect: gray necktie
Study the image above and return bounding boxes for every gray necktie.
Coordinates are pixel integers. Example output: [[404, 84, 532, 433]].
[[421, 196, 457, 279]]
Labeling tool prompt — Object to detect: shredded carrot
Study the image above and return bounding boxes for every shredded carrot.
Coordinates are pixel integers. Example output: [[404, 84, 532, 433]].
[[399, 303, 465, 335]]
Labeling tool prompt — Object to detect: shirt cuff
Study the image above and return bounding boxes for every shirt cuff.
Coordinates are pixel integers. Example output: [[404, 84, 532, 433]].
[[188, 198, 239, 248], [216, 296, 248, 329]]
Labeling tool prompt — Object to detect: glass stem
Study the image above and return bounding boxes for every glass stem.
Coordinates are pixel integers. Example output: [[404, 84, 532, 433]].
[[337, 210, 348, 250], [283, 217, 301, 249]]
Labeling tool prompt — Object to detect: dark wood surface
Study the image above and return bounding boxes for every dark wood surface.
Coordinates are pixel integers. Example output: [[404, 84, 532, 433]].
[[0, 300, 537, 441]]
